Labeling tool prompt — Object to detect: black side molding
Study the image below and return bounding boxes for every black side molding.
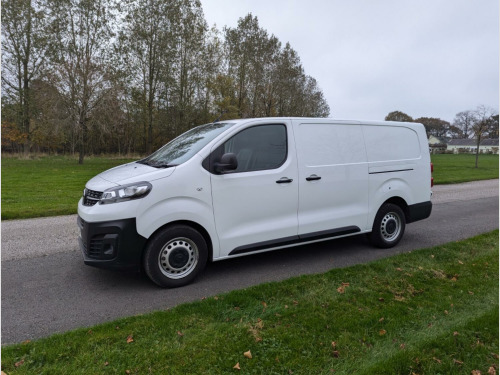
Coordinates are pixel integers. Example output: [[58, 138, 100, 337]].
[[407, 201, 432, 223], [229, 226, 360, 256]]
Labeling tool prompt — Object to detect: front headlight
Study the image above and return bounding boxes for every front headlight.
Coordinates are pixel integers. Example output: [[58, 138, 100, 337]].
[[100, 182, 152, 205]]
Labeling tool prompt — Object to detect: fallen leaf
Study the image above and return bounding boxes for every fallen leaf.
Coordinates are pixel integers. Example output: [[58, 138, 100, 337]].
[[177, 331, 184, 337], [104, 362, 109, 366], [331, 341, 337, 348], [234, 307, 240, 311], [127, 335, 134, 343], [444, 310, 449, 315], [255, 318, 264, 329], [15, 359, 25, 368], [394, 295, 405, 302], [471, 371, 482, 375], [469, 291, 474, 295], [341, 282, 350, 287], [396, 267, 403, 272], [491, 353, 499, 359], [379, 317, 385, 322], [126, 371, 131, 374], [262, 301, 267, 309], [431, 254, 435, 258], [332, 350, 340, 358], [453, 359, 464, 365], [214, 296, 219, 300], [233, 362, 240, 370], [400, 343, 406, 349], [378, 298, 385, 302], [115, 326, 120, 330], [244, 350, 252, 359], [337, 286, 345, 294], [453, 331, 459, 336], [284, 305, 289, 309], [293, 300, 299, 305], [22, 340, 31, 344], [433, 357, 442, 364], [488, 367, 496, 375], [458, 260, 464, 264], [379, 329, 387, 336]]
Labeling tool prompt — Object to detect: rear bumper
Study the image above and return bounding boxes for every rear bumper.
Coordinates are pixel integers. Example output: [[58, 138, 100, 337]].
[[407, 201, 432, 223], [78, 216, 147, 272]]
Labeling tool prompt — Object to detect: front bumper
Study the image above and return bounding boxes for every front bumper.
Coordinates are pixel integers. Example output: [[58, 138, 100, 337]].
[[78, 216, 147, 272]]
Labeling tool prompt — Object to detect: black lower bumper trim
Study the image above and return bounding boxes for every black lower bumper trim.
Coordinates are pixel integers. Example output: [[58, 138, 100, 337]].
[[78, 216, 147, 272], [229, 226, 360, 256], [407, 201, 432, 223]]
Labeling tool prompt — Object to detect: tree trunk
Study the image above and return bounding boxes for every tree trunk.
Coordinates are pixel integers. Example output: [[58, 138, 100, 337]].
[[475, 136, 481, 168], [78, 118, 86, 165]]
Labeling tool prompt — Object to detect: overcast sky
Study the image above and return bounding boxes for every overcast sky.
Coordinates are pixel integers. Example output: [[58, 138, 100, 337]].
[[200, 0, 499, 123]]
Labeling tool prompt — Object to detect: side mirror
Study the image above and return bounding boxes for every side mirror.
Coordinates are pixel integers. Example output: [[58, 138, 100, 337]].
[[214, 153, 238, 174]]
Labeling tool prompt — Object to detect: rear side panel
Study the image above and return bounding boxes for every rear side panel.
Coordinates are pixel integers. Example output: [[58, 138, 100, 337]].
[[363, 122, 432, 226]]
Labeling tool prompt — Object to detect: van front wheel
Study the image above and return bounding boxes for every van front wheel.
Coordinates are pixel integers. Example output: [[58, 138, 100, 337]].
[[144, 225, 208, 288], [369, 203, 406, 248]]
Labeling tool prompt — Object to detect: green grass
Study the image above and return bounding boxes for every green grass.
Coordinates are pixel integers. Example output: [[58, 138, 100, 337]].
[[1, 156, 136, 220], [1, 154, 498, 220], [2, 231, 498, 374], [432, 154, 498, 184]]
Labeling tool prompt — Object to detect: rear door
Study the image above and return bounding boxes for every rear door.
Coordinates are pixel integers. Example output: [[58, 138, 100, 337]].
[[208, 121, 299, 257], [293, 120, 369, 237]]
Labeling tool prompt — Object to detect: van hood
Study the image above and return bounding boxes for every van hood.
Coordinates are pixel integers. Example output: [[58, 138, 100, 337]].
[[86, 162, 175, 191]]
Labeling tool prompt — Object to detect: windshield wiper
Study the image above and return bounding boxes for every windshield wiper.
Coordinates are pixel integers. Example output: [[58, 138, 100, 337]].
[[150, 163, 177, 169]]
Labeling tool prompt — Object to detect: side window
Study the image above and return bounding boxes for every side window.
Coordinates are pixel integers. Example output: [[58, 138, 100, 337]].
[[209, 124, 287, 173]]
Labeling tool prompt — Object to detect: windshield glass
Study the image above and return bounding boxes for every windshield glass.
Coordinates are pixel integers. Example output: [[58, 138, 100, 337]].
[[139, 122, 235, 167]]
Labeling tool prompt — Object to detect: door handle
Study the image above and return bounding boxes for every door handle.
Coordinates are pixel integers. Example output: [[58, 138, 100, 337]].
[[306, 174, 322, 181], [276, 177, 293, 184]]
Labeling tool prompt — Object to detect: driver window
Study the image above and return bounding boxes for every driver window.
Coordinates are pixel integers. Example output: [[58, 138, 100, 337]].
[[214, 124, 287, 173]]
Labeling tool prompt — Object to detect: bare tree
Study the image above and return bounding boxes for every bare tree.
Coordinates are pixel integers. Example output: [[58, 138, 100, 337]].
[[453, 110, 475, 139], [1, 0, 50, 154], [48, 0, 116, 164], [472, 105, 497, 168]]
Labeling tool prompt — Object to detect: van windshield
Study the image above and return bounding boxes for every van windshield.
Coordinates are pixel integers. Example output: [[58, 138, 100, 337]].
[[138, 122, 235, 168]]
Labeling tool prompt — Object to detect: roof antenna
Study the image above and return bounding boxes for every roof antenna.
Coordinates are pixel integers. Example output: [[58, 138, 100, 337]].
[[213, 110, 228, 123]]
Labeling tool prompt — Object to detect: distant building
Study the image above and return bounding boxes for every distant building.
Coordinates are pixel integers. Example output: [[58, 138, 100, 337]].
[[428, 135, 449, 154], [447, 138, 499, 154]]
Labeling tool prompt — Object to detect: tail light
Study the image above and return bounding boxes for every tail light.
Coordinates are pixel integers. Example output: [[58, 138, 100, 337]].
[[430, 162, 434, 187]]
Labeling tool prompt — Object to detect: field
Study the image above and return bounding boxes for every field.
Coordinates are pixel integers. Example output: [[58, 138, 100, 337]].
[[431, 154, 498, 184], [1, 231, 498, 374], [2, 154, 497, 220], [1, 156, 135, 220]]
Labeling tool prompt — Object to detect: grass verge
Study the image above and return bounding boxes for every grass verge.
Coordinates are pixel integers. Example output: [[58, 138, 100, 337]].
[[431, 154, 498, 184], [1, 156, 135, 220], [2, 231, 498, 374]]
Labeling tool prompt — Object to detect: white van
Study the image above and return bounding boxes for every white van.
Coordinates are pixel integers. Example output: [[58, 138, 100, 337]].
[[78, 117, 432, 287]]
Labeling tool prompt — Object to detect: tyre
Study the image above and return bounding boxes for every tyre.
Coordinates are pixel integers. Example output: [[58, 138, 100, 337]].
[[369, 203, 406, 248], [144, 225, 208, 288]]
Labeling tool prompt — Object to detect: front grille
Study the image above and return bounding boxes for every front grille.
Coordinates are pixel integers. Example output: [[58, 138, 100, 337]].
[[83, 189, 103, 206]]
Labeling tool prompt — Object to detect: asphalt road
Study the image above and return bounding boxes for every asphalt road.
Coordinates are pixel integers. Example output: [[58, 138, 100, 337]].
[[2, 180, 498, 344]]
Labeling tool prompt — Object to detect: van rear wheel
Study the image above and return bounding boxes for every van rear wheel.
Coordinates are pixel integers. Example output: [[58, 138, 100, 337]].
[[369, 203, 406, 248], [144, 225, 208, 288]]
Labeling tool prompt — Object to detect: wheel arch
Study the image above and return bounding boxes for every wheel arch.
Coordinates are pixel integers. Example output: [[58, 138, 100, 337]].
[[381, 196, 410, 223], [143, 220, 214, 264]]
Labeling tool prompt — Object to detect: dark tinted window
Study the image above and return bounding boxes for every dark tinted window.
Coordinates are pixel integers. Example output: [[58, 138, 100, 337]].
[[212, 124, 287, 173]]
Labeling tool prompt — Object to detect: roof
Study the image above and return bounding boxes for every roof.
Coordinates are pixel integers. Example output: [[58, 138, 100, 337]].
[[448, 138, 499, 146]]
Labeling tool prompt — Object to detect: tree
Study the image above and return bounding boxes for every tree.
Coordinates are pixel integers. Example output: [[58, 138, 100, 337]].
[[1, 0, 50, 154], [414, 117, 450, 138], [452, 110, 475, 139], [471, 105, 497, 168], [46, 0, 117, 163], [385, 111, 413, 122]]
